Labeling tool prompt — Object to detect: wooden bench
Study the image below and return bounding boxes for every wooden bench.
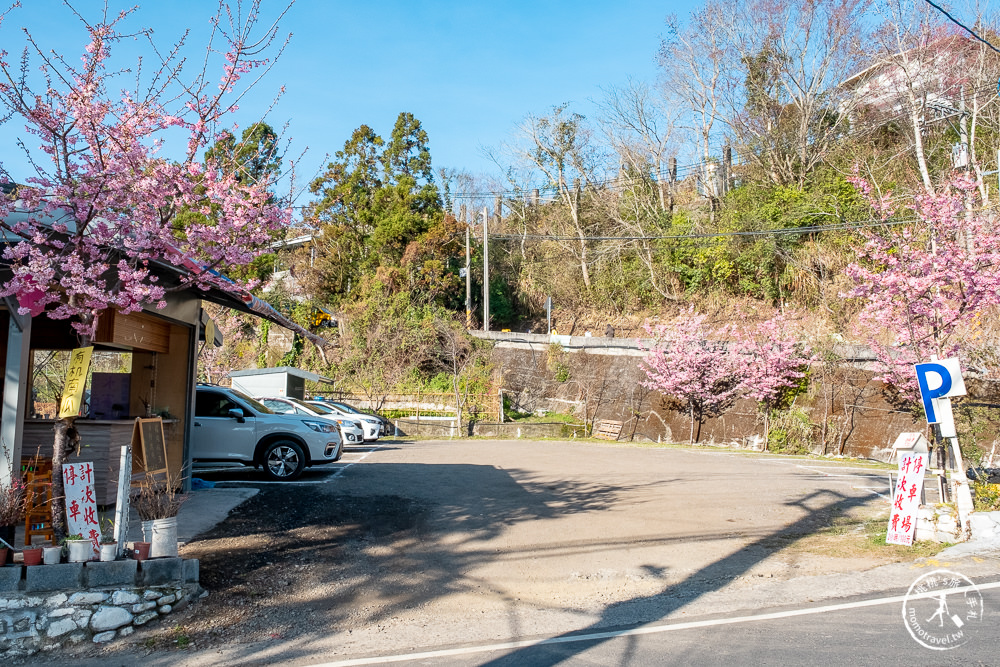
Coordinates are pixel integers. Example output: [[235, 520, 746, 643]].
[[593, 420, 624, 441]]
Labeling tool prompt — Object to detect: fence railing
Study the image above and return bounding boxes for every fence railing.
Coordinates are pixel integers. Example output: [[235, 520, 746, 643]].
[[315, 391, 501, 421]]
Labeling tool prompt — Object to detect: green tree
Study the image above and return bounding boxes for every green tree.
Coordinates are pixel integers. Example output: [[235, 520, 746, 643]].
[[204, 121, 282, 186], [305, 112, 456, 306]]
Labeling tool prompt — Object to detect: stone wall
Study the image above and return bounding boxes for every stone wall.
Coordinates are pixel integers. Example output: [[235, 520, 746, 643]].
[[394, 418, 584, 439], [489, 338, 982, 460], [0, 557, 200, 657]]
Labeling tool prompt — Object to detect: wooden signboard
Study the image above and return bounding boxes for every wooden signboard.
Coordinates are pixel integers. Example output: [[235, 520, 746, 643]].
[[131, 417, 169, 482], [58, 346, 94, 418]]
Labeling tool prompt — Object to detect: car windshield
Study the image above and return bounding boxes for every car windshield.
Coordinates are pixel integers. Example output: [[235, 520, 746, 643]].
[[304, 401, 335, 415], [332, 402, 362, 414], [229, 388, 275, 414], [285, 397, 324, 415]]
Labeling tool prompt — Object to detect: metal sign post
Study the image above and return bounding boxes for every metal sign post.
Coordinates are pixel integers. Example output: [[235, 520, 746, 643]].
[[113, 444, 132, 556]]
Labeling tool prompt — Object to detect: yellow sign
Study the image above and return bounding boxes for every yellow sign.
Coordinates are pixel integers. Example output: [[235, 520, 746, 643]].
[[58, 346, 94, 418], [204, 318, 216, 346]]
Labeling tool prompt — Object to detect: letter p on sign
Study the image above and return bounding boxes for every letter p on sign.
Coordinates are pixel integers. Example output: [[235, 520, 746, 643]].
[[914, 358, 966, 424]]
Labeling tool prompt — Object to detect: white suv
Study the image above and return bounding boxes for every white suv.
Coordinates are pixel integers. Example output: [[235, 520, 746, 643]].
[[307, 400, 384, 442], [192, 385, 343, 481], [257, 396, 367, 445]]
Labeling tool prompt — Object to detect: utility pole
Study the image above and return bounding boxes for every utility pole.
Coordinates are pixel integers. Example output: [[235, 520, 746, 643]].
[[482, 207, 490, 332], [465, 224, 471, 329]]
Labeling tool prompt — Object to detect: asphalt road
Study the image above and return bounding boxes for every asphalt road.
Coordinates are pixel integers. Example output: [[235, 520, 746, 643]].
[[350, 586, 1000, 667]]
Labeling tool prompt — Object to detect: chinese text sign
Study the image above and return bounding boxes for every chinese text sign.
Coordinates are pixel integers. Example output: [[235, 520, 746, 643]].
[[63, 461, 100, 558], [58, 346, 94, 418], [887, 453, 928, 546]]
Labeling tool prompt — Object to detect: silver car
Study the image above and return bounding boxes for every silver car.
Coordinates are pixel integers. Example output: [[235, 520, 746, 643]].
[[257, 396, 367, 445], [192, 385, 342, 481], [308, 400, 386, 441]]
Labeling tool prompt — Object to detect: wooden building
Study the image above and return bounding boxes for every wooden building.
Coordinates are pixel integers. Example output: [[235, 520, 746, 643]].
[[0, 244, 326, 504]]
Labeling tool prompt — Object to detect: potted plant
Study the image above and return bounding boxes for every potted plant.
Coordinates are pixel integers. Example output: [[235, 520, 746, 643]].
[[0, 469, 25, 566], [99, 520, 117, 561], [21, 545, 42, 566], [64, 534, 93, 562], [130, 474, 187, 558]]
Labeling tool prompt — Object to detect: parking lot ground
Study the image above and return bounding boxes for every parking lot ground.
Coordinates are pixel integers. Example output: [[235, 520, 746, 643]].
[[48, 438, 1000, 666]]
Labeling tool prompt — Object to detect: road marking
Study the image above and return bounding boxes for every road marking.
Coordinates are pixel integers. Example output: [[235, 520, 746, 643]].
[[310, 581, 1000, 666], [855, 485, 891, 500], [320, 441, 386, 483], [192, 441, 389, 486]]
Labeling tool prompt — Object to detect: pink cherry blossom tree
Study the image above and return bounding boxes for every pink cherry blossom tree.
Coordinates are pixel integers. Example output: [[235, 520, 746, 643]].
[[640, 311, 743, 444], [845, 174, 1000, 399], [0, 2, 292, 539], [731, 314, 812, 447]]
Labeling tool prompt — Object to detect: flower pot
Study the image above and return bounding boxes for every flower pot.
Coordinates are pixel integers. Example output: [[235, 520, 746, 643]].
[[66, 539, 94, 563], [132, 541, 151, 561], [21, 547, 42, 566], [100, 543, 117, 562], [43, 546, 61, 565], [141, 520, 153, 543], [149, 516, 178, 558]]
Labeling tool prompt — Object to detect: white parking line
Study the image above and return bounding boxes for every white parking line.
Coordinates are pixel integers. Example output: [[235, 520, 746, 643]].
[[310, 581, 1000, 666], [192, 441, 388, 485], [320, 441, 386, 482]]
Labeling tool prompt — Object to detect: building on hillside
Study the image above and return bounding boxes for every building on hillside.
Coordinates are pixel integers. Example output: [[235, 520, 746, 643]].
[[839, 35, 990, 134]]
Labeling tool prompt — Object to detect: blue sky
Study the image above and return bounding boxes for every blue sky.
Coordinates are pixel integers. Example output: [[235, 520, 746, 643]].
[[0, 1, 697, 207]]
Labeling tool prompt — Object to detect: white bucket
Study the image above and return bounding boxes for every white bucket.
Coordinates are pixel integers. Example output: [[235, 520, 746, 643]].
[[66, 540, 93, 562], [149, 517, 178, 558], [43, 546, 61, 565], [100, 543, 117, 562]]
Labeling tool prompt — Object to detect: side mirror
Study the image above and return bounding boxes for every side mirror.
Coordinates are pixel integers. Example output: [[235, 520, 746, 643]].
[[227, 408, 246, 423]]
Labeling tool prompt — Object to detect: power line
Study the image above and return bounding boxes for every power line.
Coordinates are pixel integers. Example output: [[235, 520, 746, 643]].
[[491, 216, 920, 243], [920, 0, 1000, 57]]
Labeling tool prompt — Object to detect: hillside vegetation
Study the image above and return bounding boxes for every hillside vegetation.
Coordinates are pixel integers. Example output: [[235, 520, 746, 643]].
[[202, 1, 1000, 456]]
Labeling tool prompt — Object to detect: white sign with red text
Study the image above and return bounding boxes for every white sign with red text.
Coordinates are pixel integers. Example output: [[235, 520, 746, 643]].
[[62, 461, 100, 558], [887, 453, 928, 546]]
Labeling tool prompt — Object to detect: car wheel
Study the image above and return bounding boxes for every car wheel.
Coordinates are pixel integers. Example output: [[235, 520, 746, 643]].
[[262, 440, 305, 481]]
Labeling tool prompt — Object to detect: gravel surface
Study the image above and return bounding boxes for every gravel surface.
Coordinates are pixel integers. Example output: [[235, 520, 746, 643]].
[[20, 439, 998, 666]]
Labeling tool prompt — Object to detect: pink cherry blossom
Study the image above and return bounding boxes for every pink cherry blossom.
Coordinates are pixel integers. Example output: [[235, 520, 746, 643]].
[[845, 175, 998, 398], [0, 2, 291, 340]]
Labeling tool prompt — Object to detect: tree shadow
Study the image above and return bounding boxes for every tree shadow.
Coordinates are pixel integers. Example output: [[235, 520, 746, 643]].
[[171, 462, 876, 666], [478, 488, 873, 666]]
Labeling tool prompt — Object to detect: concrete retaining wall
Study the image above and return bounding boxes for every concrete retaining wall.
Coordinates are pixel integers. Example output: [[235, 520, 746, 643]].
[[393, 419, 586, 439], [0, 558, 200, 657]]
